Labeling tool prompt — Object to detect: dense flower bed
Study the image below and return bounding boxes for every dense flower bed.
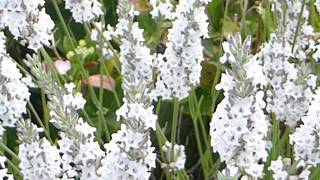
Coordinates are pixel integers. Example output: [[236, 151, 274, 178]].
[[0, 0, 320, 179]]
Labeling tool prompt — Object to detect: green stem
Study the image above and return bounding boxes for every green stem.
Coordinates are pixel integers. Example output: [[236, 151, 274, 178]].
[[51, 0, 110, 141], [0, 143, 20, 162], [27, 102, 52, 143], [6, 158, 23, 179], [170, 99, 179, 148], [291, 0, 306, 52], [188, 93, 209, 179]]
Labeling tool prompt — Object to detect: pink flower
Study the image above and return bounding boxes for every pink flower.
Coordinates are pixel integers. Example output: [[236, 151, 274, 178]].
[[54, 60, 71, 75], [83, 74, 116, 91]]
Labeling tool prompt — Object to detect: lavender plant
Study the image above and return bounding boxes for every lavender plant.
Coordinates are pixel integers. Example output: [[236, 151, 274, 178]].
[[1, 0, 320, 179]]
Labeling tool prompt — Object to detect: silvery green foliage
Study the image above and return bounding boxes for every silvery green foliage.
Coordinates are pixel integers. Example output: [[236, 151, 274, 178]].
[[269, 156, 311, 179], [0, 0, 55, 50], [210, 33, 269, 178], [114, 0, 155, 87], [17, 120, 63, 179], [26, 55, 104, 179], [0, 156, 13, 180], [0, 32, 30, 129], [161, 141, 186, 172], [98, 78, 157, 180], [64, 0, 103, 23], [152, 0, 211, 100], [150, 0, 175, 20], [290, 89, 320, 166]]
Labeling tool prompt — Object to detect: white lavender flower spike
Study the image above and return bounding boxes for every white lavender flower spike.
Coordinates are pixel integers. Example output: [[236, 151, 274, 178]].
[[0, 33, 30, 129], [152, 0, 211, 100], [26, 54, 104, 179], [210, 33, 269, 178], [98, 78, 157, 180]]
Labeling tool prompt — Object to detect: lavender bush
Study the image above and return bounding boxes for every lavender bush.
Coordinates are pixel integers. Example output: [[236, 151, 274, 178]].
[[0, 0, 320, 179]]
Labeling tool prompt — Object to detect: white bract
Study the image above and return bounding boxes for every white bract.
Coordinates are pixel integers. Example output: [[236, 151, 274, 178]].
[[161, 141, 186, 171]]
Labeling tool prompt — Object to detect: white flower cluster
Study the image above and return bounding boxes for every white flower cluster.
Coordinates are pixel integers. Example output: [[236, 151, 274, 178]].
[[98, 77, 157, 180], [161, 141, 186, 172], [58, 118, 104, 179], [259, 34, 316, 127], [150, 0, 175, 20], [17, 120, 62, 179], [98, 124, 156, 179], [0, 33, 30, 129], [290, 89, 320, 166], [64, 0, 103, 23], [152, 0, 210, 100], [91, 23, 114, 60], [210, 34, 269, 178], [115, 0, 155, 86], [0, 0, 54, 50], [269, 157, 288, 180], [272, 0, 320, 61], [0, 156, 13, 180], [63, 83, 86, 110], [269, 156, 311, 180]]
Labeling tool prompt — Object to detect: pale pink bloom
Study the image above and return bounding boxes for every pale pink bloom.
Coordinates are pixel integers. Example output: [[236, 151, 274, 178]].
[[83, 74, 116, 91], [54, 60, 71, 75]]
